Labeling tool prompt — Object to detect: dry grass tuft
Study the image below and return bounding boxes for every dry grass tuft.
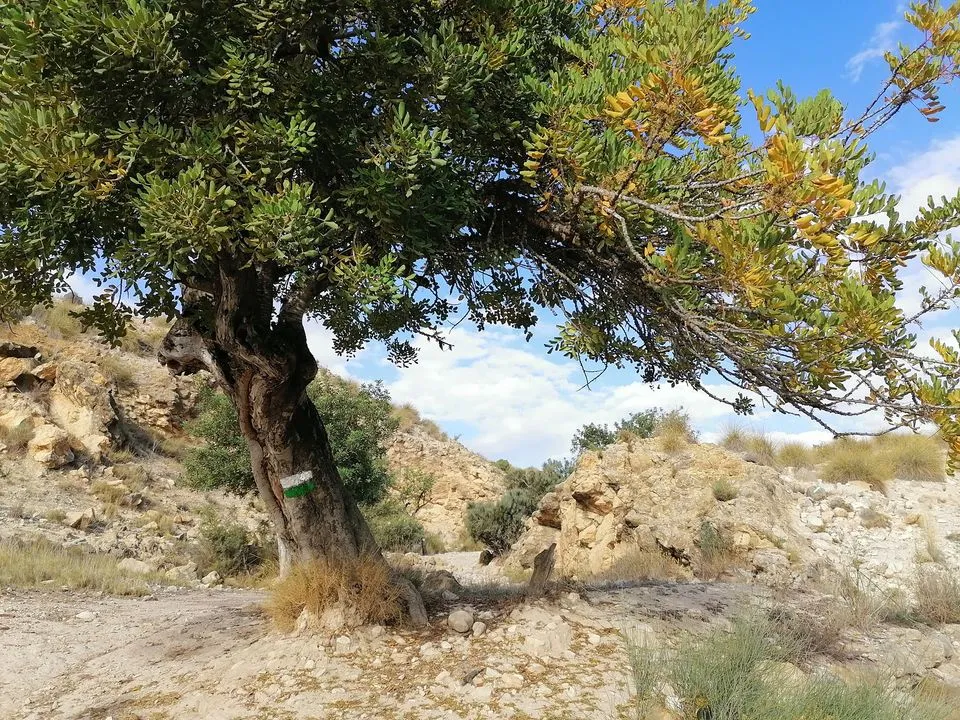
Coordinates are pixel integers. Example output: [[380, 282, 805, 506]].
[[265, 557, 404, 631], [777, 442, 815, 469], [919, 514, 946, 564], [720, 425, 749, 452], [97, 355, 138, 391], [655, 410, 696, 453], [31, 301, 85, 339], [712, 478, 739, 502], [0, 422, 34, 455], [590, 544, 688, 584], [390, 402, 448, 440], [875, 433, 946, 482], [696, 521, 742, 580], [91, 480, 128, 505], [820, 440, 890, 494], [0, 538, 153, 594], [913, 568, 960, 626]]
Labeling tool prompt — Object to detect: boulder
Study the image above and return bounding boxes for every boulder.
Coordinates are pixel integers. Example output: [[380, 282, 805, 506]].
[[27, 424, 74, 468], [31, 362, 59, 383], [448, 609, 475, 633], [508, 439, 808, 579], [64, 507, 96, 530], [420, 569, 463, 599], [118, 558, 156, 575], [47, 360, 118, 460], [0, 356, 38, 385], [201, 571, 222, 586]]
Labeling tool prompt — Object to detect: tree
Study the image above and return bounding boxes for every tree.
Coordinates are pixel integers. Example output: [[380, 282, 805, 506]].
[[185, 373, 397, 506], [570, 409, 663, 455], [3, 1, 960, 622]]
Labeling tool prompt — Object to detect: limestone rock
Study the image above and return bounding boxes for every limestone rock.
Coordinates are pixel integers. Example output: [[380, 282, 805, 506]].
[[448, 609, 475, 633], [118, 558, 156, 575], [47, 360, 119, 460], [65, 507, 96, 530], [386, 425, 505, 546], [27, 424, 74, 468], [508, 439, 808, 579], [0, 357, 38, 385], [201, 571, 222, 586]]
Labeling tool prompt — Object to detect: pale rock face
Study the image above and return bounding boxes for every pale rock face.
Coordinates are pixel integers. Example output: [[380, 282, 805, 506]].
[[509, 439, 808, 579], [386, 425, 505, 546], [0, 356, 38, 385], [27, 423, 75, 468]]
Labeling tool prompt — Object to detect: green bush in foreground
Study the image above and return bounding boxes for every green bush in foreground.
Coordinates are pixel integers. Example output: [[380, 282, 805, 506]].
[[626, 618, 954, 720]]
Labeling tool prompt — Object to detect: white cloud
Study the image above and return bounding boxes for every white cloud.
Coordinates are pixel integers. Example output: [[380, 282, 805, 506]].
[[846, 19, 902, 82], [385, 328, 759, 465]]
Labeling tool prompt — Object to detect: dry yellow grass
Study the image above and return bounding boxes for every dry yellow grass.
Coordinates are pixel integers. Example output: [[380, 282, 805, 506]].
[[777, 442, 815, 468], [913, 568, 960, 625], [589, 545, 688, 584], [265, 557, 404, 631], [655, 410, 696, 453], [0, 422, 34, 455], [0, 538, 153, 594], [97, 354, 138, 391], [31, 300, 85, 339], [875, 433, 946, 482], [712, 478, 738, 501], [820, 440, 891, 494]]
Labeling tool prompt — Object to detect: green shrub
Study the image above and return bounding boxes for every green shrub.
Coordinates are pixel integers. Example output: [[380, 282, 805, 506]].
[[363, 499, 425, 552], [570, 409, 664, 455], [466, 488, 539, 555], [712, 478, 739, 501], [393, 467, 436, 514], [194, 513, 265, 578], [184, 372, 398, 505]]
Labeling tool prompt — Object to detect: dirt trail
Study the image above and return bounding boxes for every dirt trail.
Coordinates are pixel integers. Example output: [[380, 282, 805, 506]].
[[0, 588, 265, 720]]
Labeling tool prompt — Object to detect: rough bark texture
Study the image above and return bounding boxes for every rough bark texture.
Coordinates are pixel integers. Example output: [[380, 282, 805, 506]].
[[527, 542, 557, 598], [159, 266, 426, 626]]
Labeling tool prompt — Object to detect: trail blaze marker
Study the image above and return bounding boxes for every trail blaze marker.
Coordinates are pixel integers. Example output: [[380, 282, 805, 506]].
[[280, 470, 315, 498]]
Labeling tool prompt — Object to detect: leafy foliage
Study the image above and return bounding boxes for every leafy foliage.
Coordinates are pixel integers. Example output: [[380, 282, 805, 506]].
[[466, 487, 540, 555], [571, 409, 664, 455], [185, 374, 397, 504], [3, 0, 960, 482], [363, 499, 425, 553]]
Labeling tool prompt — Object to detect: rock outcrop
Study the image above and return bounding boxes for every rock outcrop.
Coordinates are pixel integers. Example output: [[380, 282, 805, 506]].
[[386, 425, 505, 546], [508, 439, 809, 581]]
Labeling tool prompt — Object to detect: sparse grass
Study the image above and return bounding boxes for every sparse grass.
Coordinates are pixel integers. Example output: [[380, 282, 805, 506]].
[[768, 602, 852, 662], [31, 301, 85, 339], [97, 355, 138, 391], [875, 433, 946, 482], [91, 480, 128, 505], [653, 410, 696, 453], [112, 463, 150, 491], [265, 557, 403, 631], [777, 442, 815, 469], [424, 532, 447, 555], [624, 617, 953, 720], [744, 433, 777, 465], [0, 538, 153, 594], [591, 545, 687, 584], [105, 447, 137, 464], [830, 564, 907, 632], [712, 478, 739, 502], [912, 567, 960, 626], [43, 508, 67, 523], [136, 510, 175, 536], [820, 440, 891, 494], [696, 521, 741, 580], [390, 403, 448, 440], [192, 512, 265, 577], [0, 422, 35, 455], [720, 425, 749, 452]]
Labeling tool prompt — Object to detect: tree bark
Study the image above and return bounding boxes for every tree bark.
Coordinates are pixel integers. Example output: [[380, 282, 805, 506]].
[[159, 278, 427, 626]]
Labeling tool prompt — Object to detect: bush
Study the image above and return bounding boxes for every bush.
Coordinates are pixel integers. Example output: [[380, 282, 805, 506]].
[[654, 409, 697, 452], [570, 409, 664, 455], [194, 513, 265, 578], [184, 372, 398, 504], [466, 487, 540, 555], [265, 557, 403, 632], [625, 617, 953, 720], [392, 467, 436, 515], [697, 521, 740, 579], [712, 478, 739, 501], [821, 440, 890, 493], [363, 499, 425, 552], [875, 433, 946, 482], [913, 568, 960, 625]]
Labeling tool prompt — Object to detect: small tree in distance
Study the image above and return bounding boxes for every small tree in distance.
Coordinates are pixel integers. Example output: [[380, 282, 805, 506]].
[[3, 1, 960, 621]]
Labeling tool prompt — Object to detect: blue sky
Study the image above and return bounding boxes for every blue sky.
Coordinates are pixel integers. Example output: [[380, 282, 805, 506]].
[[69, 2, 960, 467]]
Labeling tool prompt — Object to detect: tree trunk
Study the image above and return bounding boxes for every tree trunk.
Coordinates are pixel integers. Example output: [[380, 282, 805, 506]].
[[159, 282, 427, 626]]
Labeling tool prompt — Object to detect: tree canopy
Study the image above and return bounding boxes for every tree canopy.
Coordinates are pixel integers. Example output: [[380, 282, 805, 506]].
[[2, 0, 960, 468]]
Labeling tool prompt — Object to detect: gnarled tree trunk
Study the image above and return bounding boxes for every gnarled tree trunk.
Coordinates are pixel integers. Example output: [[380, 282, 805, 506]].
[[159, 270, 426, 626]]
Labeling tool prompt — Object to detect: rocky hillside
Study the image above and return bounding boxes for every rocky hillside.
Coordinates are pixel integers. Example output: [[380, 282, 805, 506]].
[[507, 436, 960, 596], [0, 314, 504, 568], [387, 425, 505, 545]]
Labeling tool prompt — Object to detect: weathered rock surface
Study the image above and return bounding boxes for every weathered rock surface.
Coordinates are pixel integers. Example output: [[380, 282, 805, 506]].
[[509, 439, 809, 580], [386, 425, 505, 546]]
